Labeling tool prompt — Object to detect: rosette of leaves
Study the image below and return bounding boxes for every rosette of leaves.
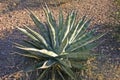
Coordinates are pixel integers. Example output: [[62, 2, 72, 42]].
[[15, 6, 105, 80]]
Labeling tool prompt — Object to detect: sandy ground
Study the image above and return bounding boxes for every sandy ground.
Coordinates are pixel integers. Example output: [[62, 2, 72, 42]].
[[0, 0, 120, 79]]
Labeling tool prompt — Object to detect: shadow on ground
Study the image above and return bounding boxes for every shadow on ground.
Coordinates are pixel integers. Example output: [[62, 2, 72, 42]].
[[0, 28, 25, 77], [0, 24, 120, 80]]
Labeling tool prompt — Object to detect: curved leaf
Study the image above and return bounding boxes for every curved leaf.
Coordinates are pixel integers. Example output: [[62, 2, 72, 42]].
[[29, 11, 50, 44], [37, 69, 48, 80], [69, 16, 86, 43], [17, 27, 38, 41], [16, 47, 58, 57], [67, 33, 106, 52], [37, 60, 56, 69], [23, 40, 44, 49], [73, 19, 91, 41], [61, 66, 75, 80], [62, 11, 76, 42], [43, 6, 57, 49]]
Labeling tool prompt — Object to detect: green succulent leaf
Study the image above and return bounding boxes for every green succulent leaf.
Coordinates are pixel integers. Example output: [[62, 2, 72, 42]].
[[17, 26, 50, 49], [17, 27, 38, 41], [43, 6, 58, 49], [75, 19, 92, 39], [67, 52, 92, 61], [58, 9, 64, 45], [37, 69, 48, 80], [59, 38, 69, 54], [24, 26, 49, 48], [23, 40, 44, 49], [61, 65, 76, 80], [14, 43, 41, 59], [24, 61, 49, 72], [14, 51, 40, 59], [71, 42, 99, 53], [70, 33, 106, 52], [29, 11, 50, 44], [16, 47, 58, 57], [69, 16, 86, 43], [56, 59, 76, 79], [71, 61, 87, 70], [56, 51, 91, 61], [75, 29, 96, 42], [62, 11, 76, 42], [36, 60, 56, 69], [57, 70, 66, 80], [15, 6, 106, 80], [24, 60, 56, 73]]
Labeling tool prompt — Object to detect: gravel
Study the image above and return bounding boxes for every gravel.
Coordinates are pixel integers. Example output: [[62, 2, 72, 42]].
[[0, 0, 119, 79]]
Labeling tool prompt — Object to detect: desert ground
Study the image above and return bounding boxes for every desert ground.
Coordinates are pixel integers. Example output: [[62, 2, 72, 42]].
[[0, 0, 120, 80]]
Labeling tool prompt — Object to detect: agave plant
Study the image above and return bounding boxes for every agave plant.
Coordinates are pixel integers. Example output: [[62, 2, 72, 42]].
[[15, 6, 105, 80]]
